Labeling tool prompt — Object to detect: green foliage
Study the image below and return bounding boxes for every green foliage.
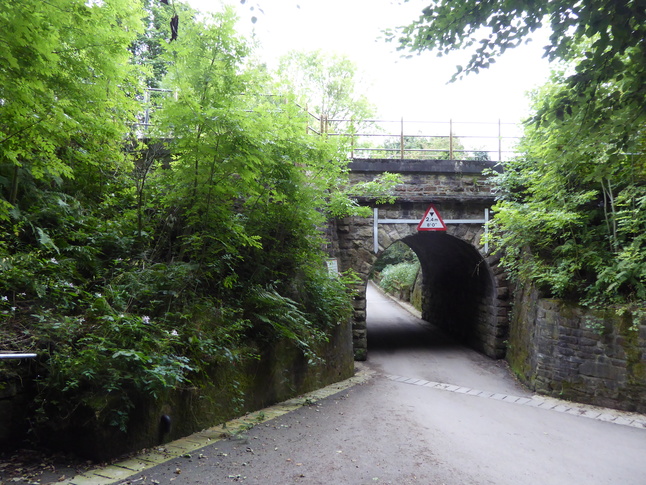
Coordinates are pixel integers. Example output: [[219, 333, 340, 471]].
[[373, 134, 471, 160], [129, 0, 175, 88], [246, 286, 328, 365], [378, 262, 420, 295], [374, 242, 420, 295], [36, 314, 193, 432], [1, 1, 380, 439], [486, 66, 646, 307], [365, 133, 490, 161], [373, 241, 417, 273], [277, 50, 376, 123], [0, 0, 145, 219], [328, 172, 402, 218]]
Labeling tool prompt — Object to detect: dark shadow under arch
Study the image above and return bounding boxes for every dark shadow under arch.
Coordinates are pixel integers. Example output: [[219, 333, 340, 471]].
[[399, 231, 496, 352]]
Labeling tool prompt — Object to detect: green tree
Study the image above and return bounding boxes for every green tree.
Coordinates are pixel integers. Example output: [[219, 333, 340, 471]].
[[277, 50, 376, 128], [129, 0, 175, 88], [0, 0, 145, 219], [487, 64, 646, 307], [371, 133, 490, 160], [388, 0, 646, 147], [376, 134, 468, 159], [373, 241, 417, 273]]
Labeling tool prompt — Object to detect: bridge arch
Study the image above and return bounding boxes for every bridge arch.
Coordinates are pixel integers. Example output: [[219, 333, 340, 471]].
[[335, 204, 510, 361], [403, 231, 497, 351]]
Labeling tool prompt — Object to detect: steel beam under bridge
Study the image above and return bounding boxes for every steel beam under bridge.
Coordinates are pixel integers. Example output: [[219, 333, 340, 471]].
[[373, 207, 490, 254]]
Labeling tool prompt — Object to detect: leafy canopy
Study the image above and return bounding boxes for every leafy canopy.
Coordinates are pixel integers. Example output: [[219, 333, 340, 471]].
[[277, 50, 376, 123], [388, 1, 646, 309], [389, 0, 646, 141], [0, 0, 144, 217], [1, 0, 387, 437], [487, 65, 646, 307]]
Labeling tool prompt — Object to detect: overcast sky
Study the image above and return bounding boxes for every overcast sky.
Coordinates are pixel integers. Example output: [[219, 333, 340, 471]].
[[187, 0, 553, 152]]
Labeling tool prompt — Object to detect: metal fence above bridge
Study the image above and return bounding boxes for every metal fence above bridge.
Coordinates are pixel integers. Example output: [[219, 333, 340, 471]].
[[133, 88, 522, 162], [308, 115, 522, 162]]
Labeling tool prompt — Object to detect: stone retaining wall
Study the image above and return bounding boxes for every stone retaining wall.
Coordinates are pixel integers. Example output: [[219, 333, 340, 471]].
[[349, 170, 493, 202], [0, 319, 354, 459], [0, 374, 33, 448], [508, 284, 646, 413]]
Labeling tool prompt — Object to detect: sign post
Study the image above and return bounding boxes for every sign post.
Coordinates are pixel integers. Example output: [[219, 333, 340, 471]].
[[417, 204, 447, 231]]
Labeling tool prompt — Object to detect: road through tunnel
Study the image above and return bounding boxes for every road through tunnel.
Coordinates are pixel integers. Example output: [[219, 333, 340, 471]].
[[362, 231, 509, 361], [403, 232, 497, 352]]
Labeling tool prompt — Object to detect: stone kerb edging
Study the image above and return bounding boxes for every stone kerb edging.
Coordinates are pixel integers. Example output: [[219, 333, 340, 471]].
[[384, 373, 646, 429]]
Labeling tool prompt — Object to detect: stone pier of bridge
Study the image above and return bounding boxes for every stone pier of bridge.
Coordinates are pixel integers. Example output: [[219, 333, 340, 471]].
[[330, 158, 511, 361]]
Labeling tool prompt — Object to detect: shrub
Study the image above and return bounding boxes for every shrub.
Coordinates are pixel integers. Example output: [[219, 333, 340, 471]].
[[378, 262, 420, 295]]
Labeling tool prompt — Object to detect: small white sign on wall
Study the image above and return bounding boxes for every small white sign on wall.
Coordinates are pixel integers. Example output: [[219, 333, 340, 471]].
[[326, 258, 339, 276]]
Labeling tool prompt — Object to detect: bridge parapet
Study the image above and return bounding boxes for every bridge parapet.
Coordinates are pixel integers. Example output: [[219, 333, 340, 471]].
[[349, 158, 501, 174], [349, 157, 498, 203]]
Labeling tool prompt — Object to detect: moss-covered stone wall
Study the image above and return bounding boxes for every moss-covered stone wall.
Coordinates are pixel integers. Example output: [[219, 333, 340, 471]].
[[508, 283, 646, 413], [0, 318, 354, 459]]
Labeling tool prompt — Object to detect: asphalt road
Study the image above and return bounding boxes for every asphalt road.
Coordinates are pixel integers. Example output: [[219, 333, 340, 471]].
[[43, 283, 646, 484]]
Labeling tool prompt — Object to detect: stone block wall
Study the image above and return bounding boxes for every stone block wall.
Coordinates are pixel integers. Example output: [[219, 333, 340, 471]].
[[508, 283, 646, 413], [348, 171, 494, 202], [0, 373, 33, 447], [0, 319, 354, 459]]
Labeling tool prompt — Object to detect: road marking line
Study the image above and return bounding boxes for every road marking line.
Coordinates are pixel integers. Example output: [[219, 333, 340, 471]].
[[383, 373, 646, 429]]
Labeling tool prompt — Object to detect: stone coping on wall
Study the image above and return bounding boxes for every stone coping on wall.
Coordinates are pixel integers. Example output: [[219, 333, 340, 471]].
[[349, 158, 501, 174]]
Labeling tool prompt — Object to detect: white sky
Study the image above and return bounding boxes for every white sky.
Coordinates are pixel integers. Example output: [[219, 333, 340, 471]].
[[187, 0, 554, 151]]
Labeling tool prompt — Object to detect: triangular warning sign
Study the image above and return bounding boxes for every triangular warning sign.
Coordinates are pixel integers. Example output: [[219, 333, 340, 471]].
[[417, 204, 447, 231]]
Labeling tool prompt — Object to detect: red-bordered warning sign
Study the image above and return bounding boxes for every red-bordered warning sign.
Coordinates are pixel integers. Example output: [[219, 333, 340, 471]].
[[417, 204, 447, 231]]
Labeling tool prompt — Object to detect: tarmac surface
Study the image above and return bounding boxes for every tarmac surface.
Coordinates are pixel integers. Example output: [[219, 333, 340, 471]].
[[7, 282, 646, 485]]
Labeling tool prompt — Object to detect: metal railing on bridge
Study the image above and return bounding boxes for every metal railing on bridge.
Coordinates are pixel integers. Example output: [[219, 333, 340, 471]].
[[133, 88, 522, 162], [308, 115, 522, 162], [133, 87, 174, 137]]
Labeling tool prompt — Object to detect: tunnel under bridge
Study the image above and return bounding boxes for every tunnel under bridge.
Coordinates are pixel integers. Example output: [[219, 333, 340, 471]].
[[331, 158, 511, 361]]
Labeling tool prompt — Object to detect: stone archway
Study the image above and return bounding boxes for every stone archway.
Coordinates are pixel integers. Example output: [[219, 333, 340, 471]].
[[403, 232, 500, 356], [336, 206, 510, 361]]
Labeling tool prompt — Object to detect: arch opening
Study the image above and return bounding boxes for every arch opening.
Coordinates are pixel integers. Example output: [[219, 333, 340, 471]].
[[366, 232, 502, 358], [403, 232, 495, 351]]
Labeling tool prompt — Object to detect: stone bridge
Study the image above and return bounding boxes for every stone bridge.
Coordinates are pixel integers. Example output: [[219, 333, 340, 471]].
[[329, 158, 510, 361]]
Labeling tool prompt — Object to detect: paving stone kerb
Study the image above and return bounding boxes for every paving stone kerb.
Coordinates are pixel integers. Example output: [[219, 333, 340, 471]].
[[384, 372, 646, 429], [333, 158, 511, 361]]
